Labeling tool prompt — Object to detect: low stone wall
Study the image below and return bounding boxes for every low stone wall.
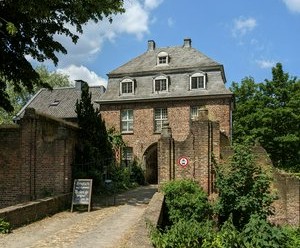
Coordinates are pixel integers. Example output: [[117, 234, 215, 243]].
[[271, 171, 300, 226], [124, 192, 165, 248], [0, 193, 72, 229]]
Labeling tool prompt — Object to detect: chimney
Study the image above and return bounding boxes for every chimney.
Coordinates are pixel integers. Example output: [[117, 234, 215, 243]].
[[183, 38, 192, 48], [147, 40, 156, 51], [75, 80, 86, 90]]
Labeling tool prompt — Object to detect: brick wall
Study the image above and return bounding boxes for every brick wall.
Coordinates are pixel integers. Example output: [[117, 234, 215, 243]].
[[0, 108, 78, 208], [0, 125, 22, 207], [158, 109, 220, 193], [270, 172, 300, 226]]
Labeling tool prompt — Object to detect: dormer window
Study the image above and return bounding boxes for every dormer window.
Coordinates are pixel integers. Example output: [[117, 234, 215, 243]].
[[157, 51, 169, 65], [153, 75, 169, 92], [120, 78, 134, 94], [190, 72, 206, 90]]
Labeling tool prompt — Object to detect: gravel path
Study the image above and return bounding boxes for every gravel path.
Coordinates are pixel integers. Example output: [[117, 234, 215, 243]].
[[0, 185, 157, 248]]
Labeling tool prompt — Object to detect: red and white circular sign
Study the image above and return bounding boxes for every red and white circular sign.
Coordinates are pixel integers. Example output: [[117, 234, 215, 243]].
[[178, 156, 189, 167]]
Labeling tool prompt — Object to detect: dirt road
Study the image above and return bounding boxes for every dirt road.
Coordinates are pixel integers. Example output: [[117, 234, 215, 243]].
[[0, 185, 157, 248]]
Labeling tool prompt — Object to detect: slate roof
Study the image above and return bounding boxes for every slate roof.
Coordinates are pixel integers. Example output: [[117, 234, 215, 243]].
[[15, 85, 105, 121], [109, 45, 221, 76], [100, 39, 232, 103]]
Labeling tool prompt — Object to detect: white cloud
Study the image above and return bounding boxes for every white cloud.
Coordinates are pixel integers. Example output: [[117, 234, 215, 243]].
[[256, 59, 276, 69], [144, 0, 164, 10], [55, 0, 164, 66], [282, 0, 300, 13], [57, 65, 107, 86], [232, 17, 257, 37]]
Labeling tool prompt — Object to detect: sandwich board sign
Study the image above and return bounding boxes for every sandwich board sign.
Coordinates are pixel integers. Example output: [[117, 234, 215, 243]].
[[71, 179, 93, 212]]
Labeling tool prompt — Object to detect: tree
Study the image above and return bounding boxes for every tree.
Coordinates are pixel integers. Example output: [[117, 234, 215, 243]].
[[215, 143, 275, 230], [231, 63, 300, 171], [75, 81, 113, 188], [0, 0, 124, 111], [0, 65, 71, 124]]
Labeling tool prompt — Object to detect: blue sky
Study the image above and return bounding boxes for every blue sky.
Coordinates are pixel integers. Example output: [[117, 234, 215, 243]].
[[45, 0, 300, 88]]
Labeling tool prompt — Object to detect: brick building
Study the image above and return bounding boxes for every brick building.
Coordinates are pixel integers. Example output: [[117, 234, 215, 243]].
[[99, 38, 233, 183]]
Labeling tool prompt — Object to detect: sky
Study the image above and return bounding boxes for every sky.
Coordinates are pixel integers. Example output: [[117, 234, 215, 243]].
[[41, 0, 300, 88]]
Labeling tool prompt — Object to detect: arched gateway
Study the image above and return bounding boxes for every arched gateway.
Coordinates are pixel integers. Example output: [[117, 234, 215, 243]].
[[143, 143, 158, 184]]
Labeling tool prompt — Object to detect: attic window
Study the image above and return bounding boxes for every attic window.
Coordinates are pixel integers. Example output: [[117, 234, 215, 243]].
[[190, 72, 206, 90], [157, 51, 169, 65], [153, 75, 169, 92], [120, 78, 135, 95], [49, 100, 60, 106]]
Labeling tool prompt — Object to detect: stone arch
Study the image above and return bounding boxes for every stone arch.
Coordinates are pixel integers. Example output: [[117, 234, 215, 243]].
[[143, 142, 158, 184]]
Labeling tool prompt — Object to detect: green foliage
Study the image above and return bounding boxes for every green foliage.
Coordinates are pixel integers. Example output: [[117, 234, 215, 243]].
[[231, 63, 300, 171], [74, 82, 113, 189], [162, 179, 211, 224], [282, 226, 300, 248], [0, 0, 124, 111], [150, 176, 300, 248], [0, 65, 70, 124], [0, 218, 11, 234], [150, 219, 214, 248], [241, 215, 288, 248], [109, 164, 132, 191], [202, 217, 242, 248], [215, 143, 276, 230], [130, 160, 146, 186]]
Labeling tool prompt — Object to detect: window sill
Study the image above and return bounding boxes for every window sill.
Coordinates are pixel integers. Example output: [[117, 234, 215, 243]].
[[121, 131, 134, 135]]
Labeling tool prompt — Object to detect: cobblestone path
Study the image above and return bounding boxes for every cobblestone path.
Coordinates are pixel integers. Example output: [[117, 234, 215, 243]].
[[0, 185, 157, 248]]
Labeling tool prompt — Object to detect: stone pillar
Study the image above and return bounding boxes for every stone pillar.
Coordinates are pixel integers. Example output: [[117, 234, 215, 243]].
[[157, 122, 174, 188]]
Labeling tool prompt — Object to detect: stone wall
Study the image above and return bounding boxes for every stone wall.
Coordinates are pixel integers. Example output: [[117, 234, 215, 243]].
[[0, 108, 78, 208], [271, 172, 300, 226]]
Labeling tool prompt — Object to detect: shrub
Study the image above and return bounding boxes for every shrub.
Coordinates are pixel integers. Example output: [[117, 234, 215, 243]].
[[0, 218, 11, 234], [130, 160, 146, 185], [215, 143, 276, 230], [162, 179, 211, 224], [241, 214, 288, 248], [150, 219, 213, 248]]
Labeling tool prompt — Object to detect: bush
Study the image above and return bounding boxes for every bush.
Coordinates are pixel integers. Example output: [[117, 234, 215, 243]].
[[281, 226, 300, 248], [0, 218, 11, 234], [150, 219, 213, 248], [130, 160, 146, 185], [162, 179, 211, 224], [241, 214, 288, 248], [215, 143, 276, 230]]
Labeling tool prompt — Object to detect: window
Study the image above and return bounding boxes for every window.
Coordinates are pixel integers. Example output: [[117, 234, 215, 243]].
[[158, 56, 167, 64], [190, 73, 206, 90], [120, 79, 134, 94], [190, 106, 206, 120], [157, 51, 169, 65], [155, 79, 167, 91], [121, 109, 133, 133], [122, 147, 133, 166], [190, 106, 199, 120], [153, 75, 168, 92], [154, 108, 168, 132]]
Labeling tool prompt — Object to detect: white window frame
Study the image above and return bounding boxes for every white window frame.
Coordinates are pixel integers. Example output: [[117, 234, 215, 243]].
[[154, 108, 168, 133], [190, 106, 199, 120], [120, 79, 134, 94], [190, 72, 206, 90], [121, 109, 133, 133], [153, 75, 168, 92], [157, 51, 169, 65]]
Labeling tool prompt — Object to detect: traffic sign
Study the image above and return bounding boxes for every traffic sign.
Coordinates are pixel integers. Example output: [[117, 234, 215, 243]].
[[178, 156, 189, 168]]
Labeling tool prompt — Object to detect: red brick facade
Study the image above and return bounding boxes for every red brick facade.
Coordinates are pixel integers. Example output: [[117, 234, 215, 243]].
[[0, 108, 78, 208], [101, 97, 231, 163]]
